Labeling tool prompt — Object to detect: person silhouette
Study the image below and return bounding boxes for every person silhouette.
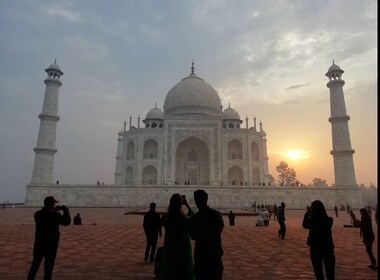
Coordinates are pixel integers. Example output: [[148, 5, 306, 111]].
[[189, 189, 224, 280], [277, 202, 286, 239], [160, 194, 194, 279], [228, 210, 236, 226], [359, 208, 377, 270], [73, 213, 82, 225], [27, 196, 71, 280], [302, 200, 335, 280], [143, 202, 162, 262]]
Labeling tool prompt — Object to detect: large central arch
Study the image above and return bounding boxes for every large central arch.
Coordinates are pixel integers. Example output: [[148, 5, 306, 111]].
[[175, 136, 210, 185]]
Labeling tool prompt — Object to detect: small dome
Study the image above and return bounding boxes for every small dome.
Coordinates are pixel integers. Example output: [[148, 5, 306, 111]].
[[222, 107, 240, 120], [48, 62, 61, 71], [328, 63, 341, 72], [145, 107, 163, 120]]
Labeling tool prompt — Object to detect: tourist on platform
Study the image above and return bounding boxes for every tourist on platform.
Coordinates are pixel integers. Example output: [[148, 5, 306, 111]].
[[333, 206, 338, 218], [273, 204, 278, 221], [228, 210, 236, 226], [260, 209, 270, 226], [73, 213, 82, 225], [302, 200, 335, 280], [27, 196, 71, 280], [160, 194, 194, 280], [143, 202, 162, 262], [256, 215, 265, 227], [277, 202, 286, 239], [190, 189, 224, 280], [359, 208, 377, 270]]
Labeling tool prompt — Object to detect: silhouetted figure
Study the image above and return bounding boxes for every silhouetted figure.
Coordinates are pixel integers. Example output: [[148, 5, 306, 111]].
[[333, 206, 338, 218], [228, 211, 236, 226], [359, 208, 377, 270], [73, 213, 82, 225], [56, 181, 59, 185], [302, 200, 335, 280], [160, 194, 194, 280], [375, 204, 378, 225], [277, 202, 286, 239], [143, 202, 162, 262], [27, 196, 71, 280], [190, 189, 224, 280], [349, 210, 360, 227]]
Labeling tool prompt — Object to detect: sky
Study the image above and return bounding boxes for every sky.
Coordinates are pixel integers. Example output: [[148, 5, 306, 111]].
[[0, 0, 377, 202]]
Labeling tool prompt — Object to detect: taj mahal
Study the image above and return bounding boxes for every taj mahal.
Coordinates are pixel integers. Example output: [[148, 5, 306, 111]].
[[25, 61, 363, 209]]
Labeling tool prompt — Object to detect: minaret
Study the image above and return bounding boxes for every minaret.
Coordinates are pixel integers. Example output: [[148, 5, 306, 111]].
[[31, 60, 63, 184], [326, 61, 357, 187]]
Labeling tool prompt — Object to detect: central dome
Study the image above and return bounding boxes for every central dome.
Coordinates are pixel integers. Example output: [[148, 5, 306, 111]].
[[164, 67, 222, 117]]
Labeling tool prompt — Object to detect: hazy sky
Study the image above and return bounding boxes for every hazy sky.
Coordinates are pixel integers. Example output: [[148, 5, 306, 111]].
[[0, 1, 377, 202]]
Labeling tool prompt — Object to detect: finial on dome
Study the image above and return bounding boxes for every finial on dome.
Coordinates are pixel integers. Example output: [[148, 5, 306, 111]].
[[55, 58, 57, 64], [332, 59, 335, 65], [228, 102, 230, 109], [191, 60, 195, 74], [155, 102, 157, 108]]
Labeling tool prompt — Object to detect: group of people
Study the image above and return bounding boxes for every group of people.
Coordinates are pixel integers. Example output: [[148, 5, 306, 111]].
[[26, 194, 377, 280], [143, 190, 224, 280], [302, 200, 377, 280]]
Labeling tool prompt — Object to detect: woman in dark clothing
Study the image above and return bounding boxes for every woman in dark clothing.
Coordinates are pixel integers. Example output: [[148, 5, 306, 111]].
[[359, 208, 377, 270], [302, 200, 335, 280]]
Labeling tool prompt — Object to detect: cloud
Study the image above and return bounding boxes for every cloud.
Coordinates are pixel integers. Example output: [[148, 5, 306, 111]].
[[285, 82, 311, 91], [45, 5, 82, 22]]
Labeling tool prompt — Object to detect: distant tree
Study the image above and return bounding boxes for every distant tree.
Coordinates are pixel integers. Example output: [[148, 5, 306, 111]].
[[268, 174, 275, 185], [312, 178, 329, 188], [276, 161, 297, 186]]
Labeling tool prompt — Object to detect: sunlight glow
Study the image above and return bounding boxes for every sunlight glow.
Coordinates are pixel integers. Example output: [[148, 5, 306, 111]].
[[285, 150, 310, 160]]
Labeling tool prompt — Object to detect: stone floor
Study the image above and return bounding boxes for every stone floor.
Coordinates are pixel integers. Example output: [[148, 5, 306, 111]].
[[0, 207, 377, 279]]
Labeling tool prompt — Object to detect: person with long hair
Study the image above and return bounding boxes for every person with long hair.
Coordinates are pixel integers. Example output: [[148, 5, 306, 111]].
[[359, 208, 377, 270], [302, 200, 335, 280], [159, 193, 194, 280]]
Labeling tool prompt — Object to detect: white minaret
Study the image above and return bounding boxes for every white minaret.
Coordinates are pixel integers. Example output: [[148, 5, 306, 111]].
[[31, 60, 63, 184], [325, 61, 357, 187]]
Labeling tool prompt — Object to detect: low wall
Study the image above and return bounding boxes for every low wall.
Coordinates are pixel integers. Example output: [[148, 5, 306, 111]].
[[25, 184, 363, 209]]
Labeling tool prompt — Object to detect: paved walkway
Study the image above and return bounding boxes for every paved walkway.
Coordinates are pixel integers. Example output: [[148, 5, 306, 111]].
[[0, 207, 377, 279]]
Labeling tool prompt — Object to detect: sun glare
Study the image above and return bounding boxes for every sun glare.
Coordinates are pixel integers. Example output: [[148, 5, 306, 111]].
[[286, 150, 309, 160]]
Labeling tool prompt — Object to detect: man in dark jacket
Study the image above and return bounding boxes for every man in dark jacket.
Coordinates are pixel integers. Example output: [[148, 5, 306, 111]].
[[277, 202, 286, 239], [27, 196, 71, 280], [190, 189, 224, 280], [143, 202, 162, 262]]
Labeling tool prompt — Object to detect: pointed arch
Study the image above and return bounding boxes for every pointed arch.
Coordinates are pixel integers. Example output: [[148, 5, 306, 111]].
[[228, 139, 242, 159], [251, 142, 259, 161], [126, 141, 135, 160], [125, 166, 133, 185], [142, 165, 157, 185], [143, 139, 158, 158], [228, 165, 243, 185]]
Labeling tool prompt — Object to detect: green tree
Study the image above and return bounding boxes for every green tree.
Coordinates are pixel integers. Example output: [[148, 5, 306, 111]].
[[276, 161, 297, 186]]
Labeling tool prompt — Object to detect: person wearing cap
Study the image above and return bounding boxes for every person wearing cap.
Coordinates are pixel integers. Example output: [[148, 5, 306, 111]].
[[143, 202, 162, 262], [277, 202, 286, 239], [27, 196, 71, 280]]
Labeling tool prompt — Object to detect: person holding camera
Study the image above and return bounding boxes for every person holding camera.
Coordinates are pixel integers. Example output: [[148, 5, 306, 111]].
[[159, 193, 194, 280], [302, 200, 335, 280], [27, 196, 71, 280]]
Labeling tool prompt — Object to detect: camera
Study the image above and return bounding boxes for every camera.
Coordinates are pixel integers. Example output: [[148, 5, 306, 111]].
[[54, 205, 68, 212]]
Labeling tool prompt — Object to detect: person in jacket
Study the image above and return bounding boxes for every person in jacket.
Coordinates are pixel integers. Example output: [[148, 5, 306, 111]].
[[359, 208, 377, 270], [27, 196, 71, 280], [160, 194, 194, 280], [143, 202, 162, 262], [302, 200, 335, 280], [189, 189, 224, 280]]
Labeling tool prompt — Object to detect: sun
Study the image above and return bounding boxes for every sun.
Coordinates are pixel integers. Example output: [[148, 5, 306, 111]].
[[286, 150, 309, 160]]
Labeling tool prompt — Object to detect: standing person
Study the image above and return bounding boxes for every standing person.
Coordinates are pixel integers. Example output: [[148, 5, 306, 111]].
[[333, 206, 338, 218], [189, 189, 224, 280], [27, 196, 71, 280], [359, 208, 377, 270], [302, 200, 335, 280], [260, 208, 270, 226], [143, 202, 162, 262], [273, 204, 278, 221], [160, 194, 194, 280], [277, 202, 286, 239], [228, 210, 236, 226]]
